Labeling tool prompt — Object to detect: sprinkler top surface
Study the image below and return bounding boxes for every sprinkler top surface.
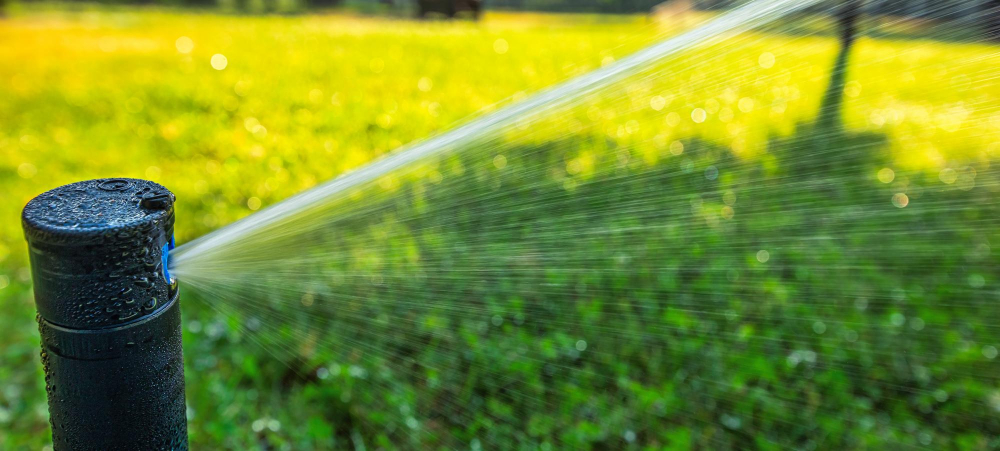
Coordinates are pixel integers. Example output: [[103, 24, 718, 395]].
[[22, 178, 177, 329], [22, 178, 174, 246]]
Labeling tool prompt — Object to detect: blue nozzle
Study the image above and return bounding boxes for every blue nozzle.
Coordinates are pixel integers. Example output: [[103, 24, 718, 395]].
[[163, 235, 175, 283]]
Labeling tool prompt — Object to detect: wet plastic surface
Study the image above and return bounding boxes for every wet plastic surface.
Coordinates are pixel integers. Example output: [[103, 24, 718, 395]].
[[23, 178, 176, 329], [23, 178, 187, 450]]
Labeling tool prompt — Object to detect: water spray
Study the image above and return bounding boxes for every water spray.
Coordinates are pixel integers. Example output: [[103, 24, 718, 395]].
[[17, 0, 843, 447], [169, 0, 822, 268], [21, 178, 187, 450]]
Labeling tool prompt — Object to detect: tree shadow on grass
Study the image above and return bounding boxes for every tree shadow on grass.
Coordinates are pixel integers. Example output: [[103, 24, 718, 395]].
[[771, 0, 889, 194]]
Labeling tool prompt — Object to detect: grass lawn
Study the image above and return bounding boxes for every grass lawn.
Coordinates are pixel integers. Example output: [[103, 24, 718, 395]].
[[1, 4, 999, 449]]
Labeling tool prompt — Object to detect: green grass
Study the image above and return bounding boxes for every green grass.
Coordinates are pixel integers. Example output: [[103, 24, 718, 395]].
[[1, 5, 999, 449]]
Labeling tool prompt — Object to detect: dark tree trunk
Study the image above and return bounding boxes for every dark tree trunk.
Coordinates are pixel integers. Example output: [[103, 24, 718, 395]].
[[817, 0, 862, 132], [417, 0, 434, 17], [984, 0, 1000, 41], [469, 0, 482, 20], [417, 0, 478, 19]]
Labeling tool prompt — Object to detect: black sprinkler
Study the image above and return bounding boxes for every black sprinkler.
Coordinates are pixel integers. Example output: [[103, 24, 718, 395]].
[[22, 178, 187, 451]]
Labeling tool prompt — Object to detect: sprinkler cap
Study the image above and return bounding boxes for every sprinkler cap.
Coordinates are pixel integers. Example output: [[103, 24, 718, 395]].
[[22, 178, 176, 329]]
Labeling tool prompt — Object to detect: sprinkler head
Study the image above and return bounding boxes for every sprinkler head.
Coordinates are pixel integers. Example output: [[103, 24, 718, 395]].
[[22, 178, 187, 451]]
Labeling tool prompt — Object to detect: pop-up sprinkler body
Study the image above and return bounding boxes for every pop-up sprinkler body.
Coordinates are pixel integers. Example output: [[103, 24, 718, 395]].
[[22, 178, 187, 451]]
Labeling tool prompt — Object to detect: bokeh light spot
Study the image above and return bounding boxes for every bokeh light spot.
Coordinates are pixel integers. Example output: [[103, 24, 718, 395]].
[[939, 168, 957, 184], [17, 163, 37, 179], [493, 154, 507, 169], [669, 140, 684, 156], [650, 95, 666, 111], [721, 206, 734, 220], [691, 108, 707, 123], [759, 52, 776, 69], [892, 193, 909, 208], [877, 168, 895, 183], [211, 53, 228, 70], [175, 36, 194, 54], [493, 38, 509, 54], [418, 77, 433, 92], [845, 81, 862, 97]]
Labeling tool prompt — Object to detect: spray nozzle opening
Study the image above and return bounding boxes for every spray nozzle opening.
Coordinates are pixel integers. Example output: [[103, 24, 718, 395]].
[[163, 236, 176, 284]]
